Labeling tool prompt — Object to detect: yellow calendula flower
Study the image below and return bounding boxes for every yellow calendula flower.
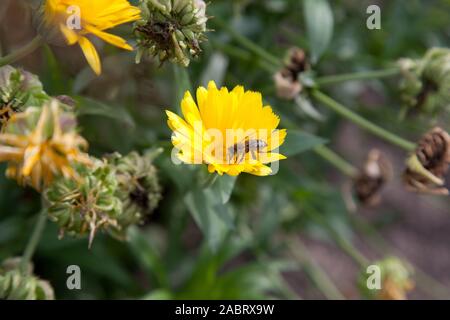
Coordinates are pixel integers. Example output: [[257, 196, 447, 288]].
[[166, 81, 287, 176], [42, 0, 141, 75], [0, 100, 91, 191]]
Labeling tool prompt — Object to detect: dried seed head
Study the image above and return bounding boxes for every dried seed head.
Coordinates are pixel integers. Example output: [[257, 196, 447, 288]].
[[45, 160, 123, 248], [398, 48, 450, 117], [106, 150, 162, 240], [403, 127, 450, 195], [0, 257, 54, 300], [353, 149, 393, 206], [274, 48, 309, 100], [273, 72, 302, 100], [134, 0, 209, 67]]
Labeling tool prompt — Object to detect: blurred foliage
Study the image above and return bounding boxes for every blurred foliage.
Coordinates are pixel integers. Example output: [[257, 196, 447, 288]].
[[0, 0, 449, 299]]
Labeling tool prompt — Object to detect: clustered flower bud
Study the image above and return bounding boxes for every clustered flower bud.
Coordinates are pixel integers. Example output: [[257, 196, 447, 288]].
[[274, 48, 309, 100], [359, 257, 414, 300], [0, 65, 49, 131], [0, 257, 54, 300], [106, 150, 162, 240], [403, 127, 450, 195], [353, 149, 393, 206], [45, 161, 122, 248], [398, 48, 450, 117], [134, 0, 209, 66]]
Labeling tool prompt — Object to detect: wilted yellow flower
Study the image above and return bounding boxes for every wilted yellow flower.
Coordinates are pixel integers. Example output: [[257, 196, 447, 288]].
[[0, 100, 91, 191], [166, 81, 287, 176], [42, 0, 141, 75]]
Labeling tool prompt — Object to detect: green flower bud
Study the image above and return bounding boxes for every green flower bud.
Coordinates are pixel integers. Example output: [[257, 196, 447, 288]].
[[134, 0, 209, 67], [358, 257, 414, 300], [107, 150, 162, 239], [398, 48, 450, 117], [45, 160, 122, 248], [0, 258, 54, 300], [0, 65, 50, 131]]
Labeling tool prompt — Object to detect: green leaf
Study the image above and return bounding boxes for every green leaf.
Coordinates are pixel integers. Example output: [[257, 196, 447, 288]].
[[75, 96, 135, 127], [42, 45, 68, 94], [72, 67, 97, 94], [281, 130, 326, 156], [184, 188, 231, 252], [127, 226, 169, 288], [211, 175, 237, 204], [303, 0, 334, 63]]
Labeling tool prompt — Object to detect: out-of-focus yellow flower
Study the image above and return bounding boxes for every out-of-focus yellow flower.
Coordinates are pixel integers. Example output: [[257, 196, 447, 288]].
[[0, 100, 91, 191], [166, 81, 287, 176], [43, 0, 141, 75]]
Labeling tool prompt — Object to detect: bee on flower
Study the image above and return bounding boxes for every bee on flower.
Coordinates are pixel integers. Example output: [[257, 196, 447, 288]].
[[166, 81, 287, 176], [0, 99, 91, 191], [37, 0, 141, 75]]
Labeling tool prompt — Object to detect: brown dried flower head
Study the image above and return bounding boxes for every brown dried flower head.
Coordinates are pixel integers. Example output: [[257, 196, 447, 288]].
[[353, 149, 393, 206], [274, 48, 309, 100], [403, 127, 450, 195]]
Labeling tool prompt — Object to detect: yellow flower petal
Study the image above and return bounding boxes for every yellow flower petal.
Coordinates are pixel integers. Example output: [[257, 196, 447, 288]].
[[44, 0, 140, 75], [245, 165, 273, 176], [22, 145, 41, 176], [83, 25, 133, 50], [59, 24, 79, 45], [78, 37, 101, 75], [258, 152, 287, 164]]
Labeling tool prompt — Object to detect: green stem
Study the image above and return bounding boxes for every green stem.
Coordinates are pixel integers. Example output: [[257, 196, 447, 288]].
[[213, 17, 282, 68], [0, 35, 43, 67], [314, 145, 358, 178], [316, 68, 401, 86], [211, 41, 277, 74], [311, 90, 416, 152], [20, 207, 47, 274], [287, 237, 345, 300], [264, 261, 301, 300], [331, 230, 368, 267], [210, 29, 416, 153], [306, 210, 368, 267]]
